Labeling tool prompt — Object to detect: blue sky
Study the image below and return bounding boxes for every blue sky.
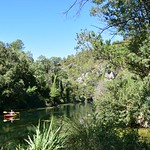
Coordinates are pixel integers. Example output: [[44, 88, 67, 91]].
[[0, 0, 122, 60]]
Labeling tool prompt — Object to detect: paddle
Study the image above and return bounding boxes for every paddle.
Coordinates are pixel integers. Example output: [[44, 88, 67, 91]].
[[3, 111, 20, 114]]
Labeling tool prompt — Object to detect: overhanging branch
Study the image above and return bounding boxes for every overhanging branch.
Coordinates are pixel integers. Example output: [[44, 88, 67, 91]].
[[63, 0, 90, 16]]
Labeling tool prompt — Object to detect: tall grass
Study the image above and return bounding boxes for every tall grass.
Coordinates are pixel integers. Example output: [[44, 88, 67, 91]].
[[63, 113, 149, 150]]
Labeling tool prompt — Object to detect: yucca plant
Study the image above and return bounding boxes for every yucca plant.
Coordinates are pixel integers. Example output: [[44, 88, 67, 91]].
[[19, 118, 66, 150]]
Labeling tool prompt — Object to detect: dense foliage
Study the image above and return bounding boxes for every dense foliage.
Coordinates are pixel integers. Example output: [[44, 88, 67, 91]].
[[0, 40, 43, 110], [0, 0, 149, 149]]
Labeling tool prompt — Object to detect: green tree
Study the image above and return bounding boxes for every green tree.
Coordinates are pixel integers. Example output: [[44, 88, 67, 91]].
[[0, 40, 39, 109], [127, 32, 150, 78], [72, 0, 150, 78], [50, 75, 61, 105], [33, 55, 52, 99], [97, 74, 150, 127]]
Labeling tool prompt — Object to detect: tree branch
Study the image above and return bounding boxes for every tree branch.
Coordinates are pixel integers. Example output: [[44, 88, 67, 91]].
[[63, 0, 78, 16], [63, 0, 90, 16]]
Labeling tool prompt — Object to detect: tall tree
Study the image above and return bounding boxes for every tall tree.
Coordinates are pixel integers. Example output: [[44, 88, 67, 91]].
[[91, 0, 149, 37], [69, 0, 150, 78], [0, 40, 37, 109]]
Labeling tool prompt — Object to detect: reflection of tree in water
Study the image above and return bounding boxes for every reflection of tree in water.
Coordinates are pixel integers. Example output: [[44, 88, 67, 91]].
[[47, 103, 93, 119], [64, 105, 71, 118]]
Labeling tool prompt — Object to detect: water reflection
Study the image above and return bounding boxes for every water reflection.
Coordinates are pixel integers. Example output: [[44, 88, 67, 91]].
[[3, 117, 20, 123], [0, 103, 92, 148]]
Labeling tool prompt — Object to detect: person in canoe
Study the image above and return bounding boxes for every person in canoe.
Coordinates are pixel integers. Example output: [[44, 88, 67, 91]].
[[3, 110, 20, 122]]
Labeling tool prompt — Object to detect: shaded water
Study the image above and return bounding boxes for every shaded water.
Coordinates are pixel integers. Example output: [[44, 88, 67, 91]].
[[0, 103, 92, 148]]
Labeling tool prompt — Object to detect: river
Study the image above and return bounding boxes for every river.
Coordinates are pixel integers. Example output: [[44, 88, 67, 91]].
[[0, 103, 92, 148]]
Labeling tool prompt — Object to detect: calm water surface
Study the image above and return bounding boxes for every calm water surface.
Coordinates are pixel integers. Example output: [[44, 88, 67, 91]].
[[0, 103, 92, 148]]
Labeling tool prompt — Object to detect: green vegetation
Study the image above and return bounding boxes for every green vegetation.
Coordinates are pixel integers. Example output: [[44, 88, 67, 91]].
[[139, 128, 150, 143], [0, 0, 149, 149], [16, 116, 149, 150]]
